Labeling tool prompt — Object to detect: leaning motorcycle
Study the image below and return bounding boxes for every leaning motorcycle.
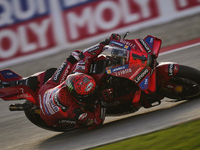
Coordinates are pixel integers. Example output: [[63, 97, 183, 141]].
[[0, 34, 200, 132]]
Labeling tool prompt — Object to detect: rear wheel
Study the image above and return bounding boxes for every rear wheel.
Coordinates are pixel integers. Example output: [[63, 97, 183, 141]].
[[24, 101, 79, 132]]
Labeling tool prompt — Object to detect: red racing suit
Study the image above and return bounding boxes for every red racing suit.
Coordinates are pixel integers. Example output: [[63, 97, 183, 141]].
[[37, 40, 110, 129]]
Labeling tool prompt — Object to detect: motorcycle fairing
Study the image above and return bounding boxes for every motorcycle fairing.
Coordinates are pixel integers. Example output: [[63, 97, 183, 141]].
[[156, 62, 179, 80], [147, 69, 156, 93], [107, 39, 148, 78], [105, 36, 162, 100], [0, 69, 22, 82], [106, 64, 129, 74], [132, 89, 141, 103], [0, 69, 50, 105], [139, 76, 149, 90], [156, 62, 180, 94], [0, 84, 38, 105], [144, 35, 162, 58], [145, 36, 154, 49], [106, 38, 156, 93]]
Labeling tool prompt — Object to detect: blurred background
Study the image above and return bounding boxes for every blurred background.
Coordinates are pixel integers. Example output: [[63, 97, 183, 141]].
[[0, 0, 200, 76]]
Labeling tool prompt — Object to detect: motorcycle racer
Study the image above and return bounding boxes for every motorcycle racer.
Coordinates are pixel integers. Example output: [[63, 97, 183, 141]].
[[37, 33, 120, 129]]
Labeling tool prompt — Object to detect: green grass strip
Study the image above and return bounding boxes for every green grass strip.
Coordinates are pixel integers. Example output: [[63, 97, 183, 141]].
[[90, 119, 200, 150]]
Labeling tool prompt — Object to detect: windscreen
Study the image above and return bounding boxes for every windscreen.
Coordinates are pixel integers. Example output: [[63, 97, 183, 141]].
[[103, 45, 127, 57], [102, 45, 127, 66]]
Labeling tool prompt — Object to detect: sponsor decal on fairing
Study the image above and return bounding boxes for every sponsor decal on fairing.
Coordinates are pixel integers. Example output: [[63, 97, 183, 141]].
[[110, 41, 131, 50], [109, 41, 124, 48], [134, 68, 149, 83], [139, 39, 152, 53], [114, 68, 132, 76], [168, 64, 174, 76], [1, 70, 20, 79], [139, 76, 149, 90], [107, 64, 129, 74], [145, 37, 154, 49]]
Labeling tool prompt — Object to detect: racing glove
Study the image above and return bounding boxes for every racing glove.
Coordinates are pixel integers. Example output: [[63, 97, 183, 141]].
[[66, 50, 81, 65], [100, 33, 121, 46], [73, 33, 121, 74]]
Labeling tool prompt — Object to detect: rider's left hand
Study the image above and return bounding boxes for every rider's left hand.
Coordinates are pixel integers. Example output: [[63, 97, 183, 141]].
[[71, 50, 81, 61]]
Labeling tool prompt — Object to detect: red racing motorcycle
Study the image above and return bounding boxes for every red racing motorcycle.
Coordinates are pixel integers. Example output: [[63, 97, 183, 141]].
[[1, 34, 200, 132]]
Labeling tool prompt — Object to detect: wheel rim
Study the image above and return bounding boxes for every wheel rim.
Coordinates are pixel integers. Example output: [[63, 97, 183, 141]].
[[170, 77, 200, 99]]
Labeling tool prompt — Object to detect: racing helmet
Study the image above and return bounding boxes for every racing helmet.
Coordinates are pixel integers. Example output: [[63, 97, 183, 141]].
[[102, 45, 127, 66], [65, 73, 97, 105]]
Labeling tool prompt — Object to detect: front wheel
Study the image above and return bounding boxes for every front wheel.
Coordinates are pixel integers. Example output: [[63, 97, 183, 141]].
[[159, 65, 200, 100]]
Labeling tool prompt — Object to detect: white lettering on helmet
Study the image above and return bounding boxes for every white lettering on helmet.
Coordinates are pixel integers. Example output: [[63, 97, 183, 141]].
[[85, 82, 93, 92]]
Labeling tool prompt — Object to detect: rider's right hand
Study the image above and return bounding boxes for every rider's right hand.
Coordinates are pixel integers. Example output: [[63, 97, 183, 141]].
[[109, 33, 121, 42], [101, 33, 121, 46]]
